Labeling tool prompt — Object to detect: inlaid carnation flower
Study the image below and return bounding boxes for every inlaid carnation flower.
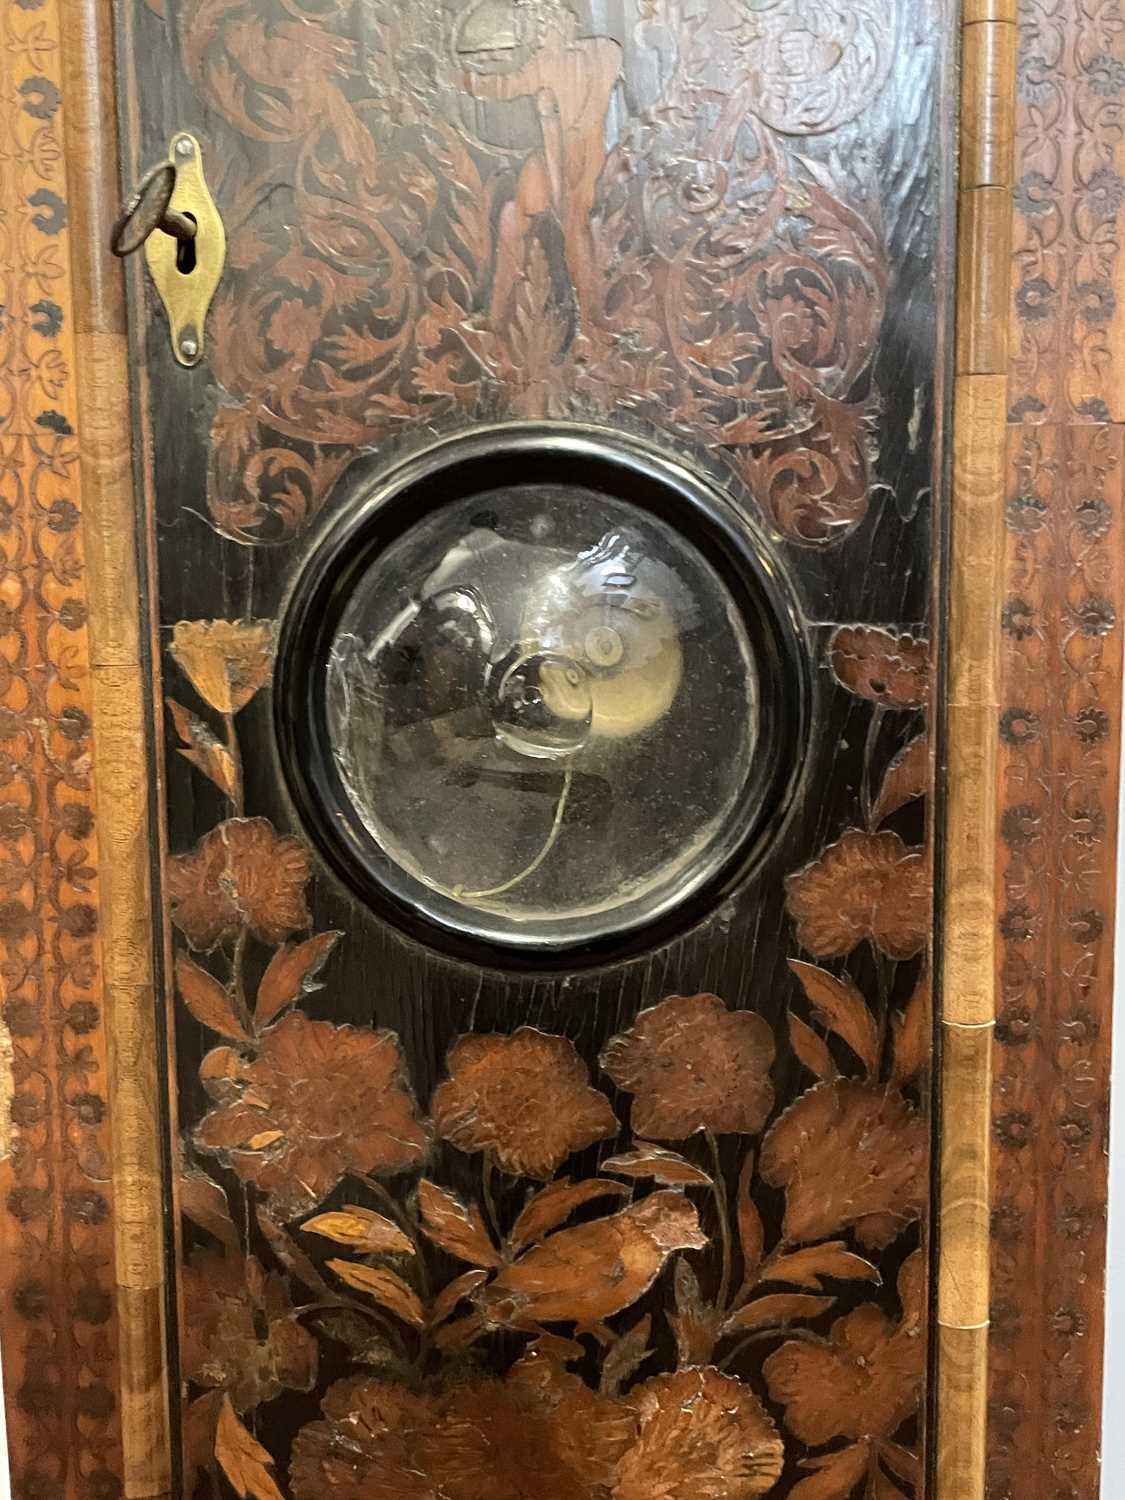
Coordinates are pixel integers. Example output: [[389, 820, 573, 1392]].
[[432, 1027, 617, 1179], [181, 1246, 316, 1411], [763, 1252, 925, 1443], [828, 626, 930, 709], [785, 829, 930, 959], [167, 817, 311, 952], [759, 1079, 927, 1246], [601, 992, 775, 1139], [195, 1011, 429, 1216]]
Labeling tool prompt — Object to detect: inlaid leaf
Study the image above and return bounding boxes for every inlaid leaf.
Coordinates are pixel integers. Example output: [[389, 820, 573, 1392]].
[[879, 1442, 920, 1486], [510, 1177, 629, 1252], [873, 732, 929, 824], [669, 1257, 717, 1367], [736, 1151, 764, 1283], [256, 1206, 329, 1295], [790, 1443, 871, 1499], [416, 1180, 501, 1268], [313, 1313, 404, 1374], [435, 1312, 487, 1351], [167, 698, 238, 800], [430, 1268, 490, 1327], [180, 1170, 238, 1252], [183, 1391, 222, 1495], [788, 1012, 837, 1081], [721, 1293, 836, 1337], [876, 1469, 910, 1500], [763, 1241, 881, 1290], [255, 930, 342, 1027], [788, 960, 878, 1075], [602, 1141, 712, 1187], [891, 972, 931, 1086], [599, 1314, 653, 1396], [215, 1395, 285, 1500], [302, 1206, 412, 1255], [507, 238, 568, 387], [175, 953, 251, 1043], [328, 1260, 425, 1327]]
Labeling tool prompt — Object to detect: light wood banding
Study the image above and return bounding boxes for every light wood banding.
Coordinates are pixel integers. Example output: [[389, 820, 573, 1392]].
[[60, 0, 172, 1493], [939, 0, 1017, 1494], [935, 1323, 989, 1495], [960, 22, 1017, 189], [962, 0, 1017, 21], [955, 188, 1012, 376]]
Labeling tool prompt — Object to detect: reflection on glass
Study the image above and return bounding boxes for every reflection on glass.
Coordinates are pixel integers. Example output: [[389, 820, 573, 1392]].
[[325, 484, 759, 942]]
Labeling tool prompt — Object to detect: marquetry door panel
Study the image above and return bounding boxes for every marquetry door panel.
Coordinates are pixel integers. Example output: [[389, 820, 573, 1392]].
[[116, 2, 955, 1495]]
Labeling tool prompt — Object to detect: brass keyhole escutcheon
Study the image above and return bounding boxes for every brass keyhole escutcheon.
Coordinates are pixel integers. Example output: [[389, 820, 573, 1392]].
[[115, 133, 226, 367]]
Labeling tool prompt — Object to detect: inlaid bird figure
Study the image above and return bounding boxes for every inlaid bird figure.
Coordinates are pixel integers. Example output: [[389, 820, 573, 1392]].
[[478, 1189, 707, 1335]]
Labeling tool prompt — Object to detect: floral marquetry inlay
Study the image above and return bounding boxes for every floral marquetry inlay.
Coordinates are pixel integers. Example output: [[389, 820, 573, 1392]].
[[163, 613, 933, 1498], [0, 0, 124, 1492], [113, 0, 948, 1494], [990, 0, 1125, 1491]]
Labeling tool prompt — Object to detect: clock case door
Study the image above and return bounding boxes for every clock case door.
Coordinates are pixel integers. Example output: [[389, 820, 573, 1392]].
[[116, 2, 956, 1494]]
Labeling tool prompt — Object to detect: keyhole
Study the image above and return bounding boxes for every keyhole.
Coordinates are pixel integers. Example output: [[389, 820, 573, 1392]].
[[175, 213, 197, 275]]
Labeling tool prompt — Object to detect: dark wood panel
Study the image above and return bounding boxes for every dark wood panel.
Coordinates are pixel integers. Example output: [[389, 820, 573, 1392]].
[[115, 2, 955, 1496]]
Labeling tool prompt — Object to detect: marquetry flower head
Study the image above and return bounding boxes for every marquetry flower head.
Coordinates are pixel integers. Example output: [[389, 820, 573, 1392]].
[[170, 618, 275, 715], [785, 829, 930, 959], [290, 1357, 630, 1500], [617, 1368, 784, 1499], [290, 1376, 439, 1500], [828, 626, 930, 709], [759, 1080, 927, 1247], [601, 992, 775, 1140], [447, 1358, 633, 1499], [763, 1252, 925, 1444], [167, 817, 311, 952], [195, 1011, 429, 1216], [290, 1359, 783, 1500], [181, 1246, 317, 1411], [431, 1027, 617, 1179]]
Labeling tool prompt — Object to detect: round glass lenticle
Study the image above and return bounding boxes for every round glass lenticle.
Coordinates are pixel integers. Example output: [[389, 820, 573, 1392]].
[[322, 481, 760, 946]]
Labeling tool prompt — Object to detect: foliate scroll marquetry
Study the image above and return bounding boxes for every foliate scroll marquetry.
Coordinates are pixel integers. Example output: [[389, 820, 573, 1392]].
[[179, 0, 898, 549]]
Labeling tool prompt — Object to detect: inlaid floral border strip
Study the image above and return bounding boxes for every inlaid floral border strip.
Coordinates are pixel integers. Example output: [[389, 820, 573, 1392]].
[[989, 1, 1125, 1495], [164, 619, 932, 1500], [0, 0, 125, 1493]]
